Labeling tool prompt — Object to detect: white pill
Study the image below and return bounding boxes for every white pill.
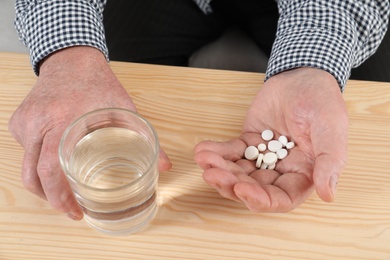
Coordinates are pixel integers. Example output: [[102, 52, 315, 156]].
[[263, 152, 278, 165], [286, 142, 295, 149], [257, 143, 267, 152], [278, 135, 288, 146], [276, 148, 288, 160], [268, 140, 283, 152], [256, 153, 264, 168], [244, 146, 259, 160], [267, 163, 276, 170], [260, 163, 268, 169], [261, 129, 274, 141]]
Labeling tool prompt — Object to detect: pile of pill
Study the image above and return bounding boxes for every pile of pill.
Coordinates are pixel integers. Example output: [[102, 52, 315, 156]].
[[244, 129, 295, 170]]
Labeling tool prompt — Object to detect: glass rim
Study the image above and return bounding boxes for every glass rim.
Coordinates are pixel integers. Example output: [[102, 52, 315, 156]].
[[58, 107, 160, 192]]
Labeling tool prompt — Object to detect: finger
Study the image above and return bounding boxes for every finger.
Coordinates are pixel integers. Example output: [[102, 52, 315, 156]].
[[235, 159, 257, 174], [202, 168, 242, 202], [37, 129, 83, 220], [194, 139, 247, 161], [234, 182, 282, 212], [234, 172, 314, 212], [21, 141, 46, 200], [234, 182, 295, 212], [311, 109, 348, 202], [194, 150, 244, 174], [313, 153, 346, 202], [158, 149, 172, 172], [249, 169, 281, 186], [9, 111, 46, 199]]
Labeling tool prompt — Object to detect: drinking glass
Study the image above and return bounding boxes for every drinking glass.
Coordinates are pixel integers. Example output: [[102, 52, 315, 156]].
[[59, 108, 159, 235]]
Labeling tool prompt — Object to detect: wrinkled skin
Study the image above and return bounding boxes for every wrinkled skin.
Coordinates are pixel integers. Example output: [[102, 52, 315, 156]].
[[194, 67, 349, 212], [9, 46, 348, 218], [8, 47, 172, 220]]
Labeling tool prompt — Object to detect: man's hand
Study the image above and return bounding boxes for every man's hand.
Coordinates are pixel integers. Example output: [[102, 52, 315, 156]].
[[195, 68, 348, 212], [8, 47, 172, 220]]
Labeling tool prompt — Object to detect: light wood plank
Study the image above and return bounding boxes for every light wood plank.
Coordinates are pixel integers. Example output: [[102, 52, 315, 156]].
[[0, 52, 389, 260]]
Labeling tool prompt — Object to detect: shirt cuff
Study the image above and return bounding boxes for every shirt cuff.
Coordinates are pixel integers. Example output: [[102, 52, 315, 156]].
[[265, 26, 355, 91], [22, 1, 108, 75]]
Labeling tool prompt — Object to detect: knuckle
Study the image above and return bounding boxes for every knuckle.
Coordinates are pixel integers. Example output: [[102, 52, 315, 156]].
[[36, 161, 54, 180], [8, 112, 21, 139], [194, 140, 215, 153], [9, 109, 41, 145]]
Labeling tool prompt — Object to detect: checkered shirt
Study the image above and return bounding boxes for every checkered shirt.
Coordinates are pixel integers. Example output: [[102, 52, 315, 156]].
[[15, 0, 389, 90]]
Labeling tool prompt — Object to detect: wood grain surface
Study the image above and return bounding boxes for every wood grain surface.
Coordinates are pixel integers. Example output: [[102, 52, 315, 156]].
[[0, 52, 389, 260]]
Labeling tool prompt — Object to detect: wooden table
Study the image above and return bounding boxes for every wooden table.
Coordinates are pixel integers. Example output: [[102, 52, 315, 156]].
[[0, 52, 389, 260]]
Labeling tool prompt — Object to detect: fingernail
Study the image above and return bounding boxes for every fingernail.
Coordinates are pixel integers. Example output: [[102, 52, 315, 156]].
[[329, 175, 338, 198]]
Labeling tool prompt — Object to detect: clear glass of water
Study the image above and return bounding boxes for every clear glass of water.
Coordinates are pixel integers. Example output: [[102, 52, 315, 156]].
[[59, 108, 159, 235]]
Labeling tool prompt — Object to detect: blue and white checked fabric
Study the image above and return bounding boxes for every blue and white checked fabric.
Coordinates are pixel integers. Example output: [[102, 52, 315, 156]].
[[15, 0, 108, 75], [15, 0, 389, 89], [192, 0, 213, 14], [266, 0, 390, 90]]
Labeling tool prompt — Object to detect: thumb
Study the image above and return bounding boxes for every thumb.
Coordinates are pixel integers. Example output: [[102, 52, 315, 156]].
[[313, 153, 346, 202], [311, 109, 348, 202], [38, 128, 83, 220]]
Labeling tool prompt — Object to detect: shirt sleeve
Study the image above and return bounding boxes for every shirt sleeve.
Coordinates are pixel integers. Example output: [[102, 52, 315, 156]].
[[266, 0, 390, 90], [15, 0, 108, 75]]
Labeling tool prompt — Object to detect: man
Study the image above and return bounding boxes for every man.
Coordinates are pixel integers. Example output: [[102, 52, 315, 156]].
[[9, 0, 389, 220]]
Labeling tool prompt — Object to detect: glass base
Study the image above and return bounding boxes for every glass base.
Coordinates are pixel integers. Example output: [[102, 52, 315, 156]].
[[84, 202, 158, 236]]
